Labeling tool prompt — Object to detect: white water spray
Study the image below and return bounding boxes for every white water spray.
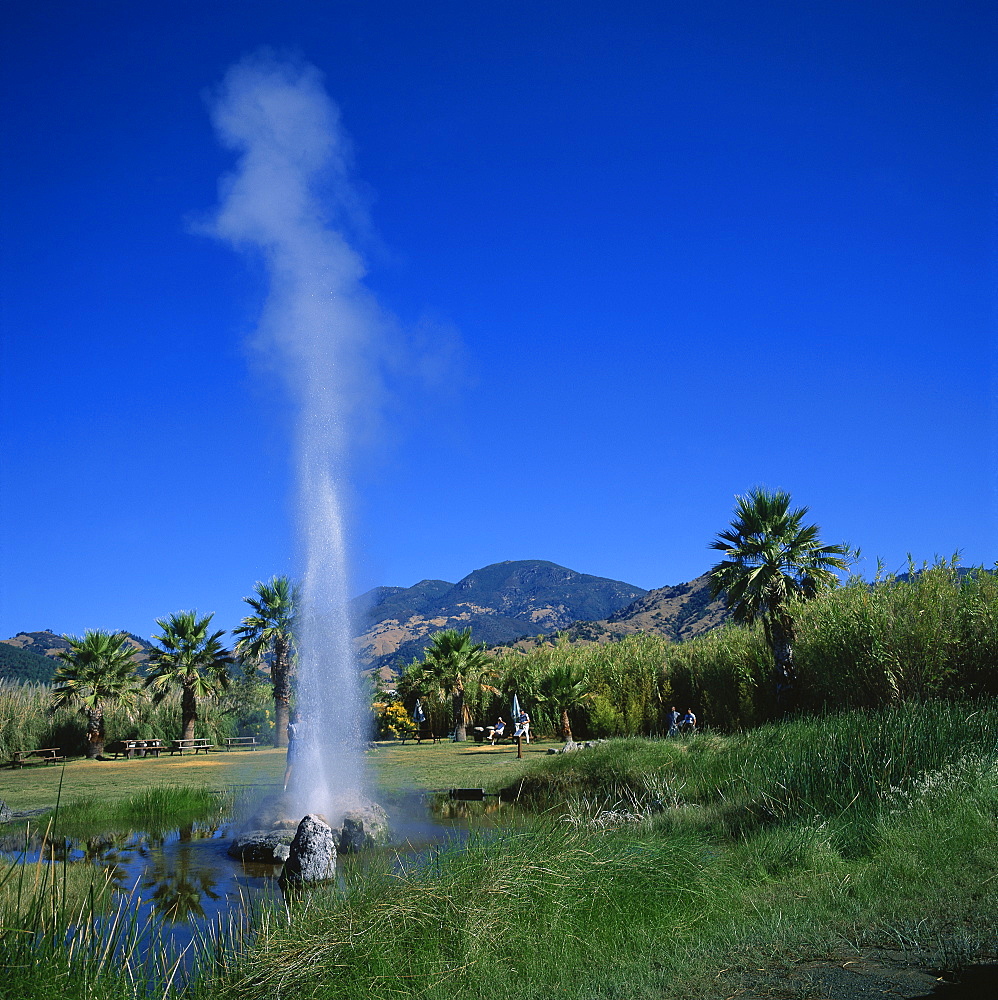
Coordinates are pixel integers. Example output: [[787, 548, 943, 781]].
[[205, 53, 384, 820]]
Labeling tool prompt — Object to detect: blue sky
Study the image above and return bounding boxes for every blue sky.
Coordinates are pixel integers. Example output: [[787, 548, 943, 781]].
[[1, 1, 995, 640]]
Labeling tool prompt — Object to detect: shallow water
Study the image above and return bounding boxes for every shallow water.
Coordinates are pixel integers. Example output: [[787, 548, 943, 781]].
[[0, 786, 498, 977]]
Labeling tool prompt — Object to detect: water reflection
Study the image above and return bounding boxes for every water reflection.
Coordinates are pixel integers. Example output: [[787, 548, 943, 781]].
[[0, 789, 499, 975]]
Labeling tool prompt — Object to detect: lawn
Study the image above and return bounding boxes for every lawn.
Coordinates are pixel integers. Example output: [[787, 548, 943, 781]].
[[366, 736, 550, 794], [1, 738, 544, 812], [0, 748, 286, 811]]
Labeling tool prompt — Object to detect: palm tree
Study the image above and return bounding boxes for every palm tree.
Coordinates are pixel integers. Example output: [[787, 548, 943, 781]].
[[53, 630, 141, 758], [419, 628, 494, 741], [536, 663, 592, 742], [708, 487, 854, 702], [233, 576, 299, 747], [145, 611, 233, 742]]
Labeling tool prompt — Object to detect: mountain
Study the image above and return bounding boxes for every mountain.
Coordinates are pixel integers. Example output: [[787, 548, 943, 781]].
[[0, 630, 155, 683], [508, 573, 730, 648], [352, 560, 648, 673]]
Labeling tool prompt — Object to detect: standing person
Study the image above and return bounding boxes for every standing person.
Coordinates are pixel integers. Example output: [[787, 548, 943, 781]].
[[413, 698, 426, 735], [679, 708, 697, 735], [514, 709, 531, 743], [283, 712, 303, 791], [667, 706, 681, 737]]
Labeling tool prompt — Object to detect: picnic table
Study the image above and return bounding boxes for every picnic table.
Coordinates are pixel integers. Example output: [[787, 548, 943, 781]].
[[223, 737, 258, 750], [169, 738, 214, 755], [108, 739, 165, 759], [9, 747, 65, 768], [400, 728, 440, 745]]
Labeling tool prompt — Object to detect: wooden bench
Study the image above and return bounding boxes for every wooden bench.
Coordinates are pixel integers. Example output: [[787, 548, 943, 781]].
[[224, 737, 258, 750], [169, 738, 214, 755], [9, 748, 65, 768]]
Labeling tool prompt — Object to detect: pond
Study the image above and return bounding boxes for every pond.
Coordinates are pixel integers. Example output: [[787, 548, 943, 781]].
[[0, 785, 509, 982]]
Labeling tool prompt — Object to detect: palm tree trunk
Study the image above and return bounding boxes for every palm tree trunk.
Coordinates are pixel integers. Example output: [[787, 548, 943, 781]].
[[86, 705, 104, 759], [273, 639, 291, 748], [560, 708, 573, 742], [768, 615, 797, 709], [452, 687, 466, 741], [181, 682, 198, 742]]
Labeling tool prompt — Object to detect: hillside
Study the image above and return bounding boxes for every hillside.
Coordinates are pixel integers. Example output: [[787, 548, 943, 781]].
[[352, 560, 647, 672], [0, 642, 60, 683], [505, 573, 729, 649], [0, 630, 155, 683]]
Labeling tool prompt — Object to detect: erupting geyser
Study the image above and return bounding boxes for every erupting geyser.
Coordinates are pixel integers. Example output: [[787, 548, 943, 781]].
[[206, 53, 386, 826]]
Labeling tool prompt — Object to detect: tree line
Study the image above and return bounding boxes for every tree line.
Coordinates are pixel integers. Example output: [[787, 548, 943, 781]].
[[390, 490, 996, 740], [10, 487, 995, 756], [34, 577, 299, 758]]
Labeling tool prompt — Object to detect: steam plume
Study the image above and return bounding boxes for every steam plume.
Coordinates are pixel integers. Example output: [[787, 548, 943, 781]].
[[205, 52, 380, 818]]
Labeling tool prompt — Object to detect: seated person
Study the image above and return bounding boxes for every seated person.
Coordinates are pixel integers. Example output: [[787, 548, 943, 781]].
[[490, 717, 506, 744]]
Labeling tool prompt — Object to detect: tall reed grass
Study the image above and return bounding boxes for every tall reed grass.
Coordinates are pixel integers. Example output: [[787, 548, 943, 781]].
[[468, 559, 998, 737], [0, 787, 242, 1000], [0, 680, 264, 761]]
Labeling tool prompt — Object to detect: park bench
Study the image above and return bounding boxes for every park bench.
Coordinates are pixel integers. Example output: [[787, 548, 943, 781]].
[[9, 748, 65, 768], [107, 739, 165, 759], [223, 737, 258, 750], [169, 738, 214, 755]]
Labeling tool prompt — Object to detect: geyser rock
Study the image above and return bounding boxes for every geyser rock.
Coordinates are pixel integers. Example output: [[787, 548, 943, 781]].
[[281, 813, 337, 884], [337, 802, 389, 852], [227, 829, 294, 863]]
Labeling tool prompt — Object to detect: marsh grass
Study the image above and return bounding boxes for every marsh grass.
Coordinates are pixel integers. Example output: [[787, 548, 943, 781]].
[[40, 786, 230, 839], [190, 700, 998, 999], [4, 704, 997, 999], [0, 785, 243, 1000]]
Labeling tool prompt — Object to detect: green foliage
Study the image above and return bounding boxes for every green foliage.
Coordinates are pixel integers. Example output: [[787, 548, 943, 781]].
[[195, 701, 998, 1000], [794, 558, 998, 708], [41, 786, 227, 838], [405, 628, 495, 740], [0, 680, 237, 761], [233, 576, 299, 746], [146, 610, 233, 740], [474, 558, 998, 738], [51, 631, 143, 756], [708, 487, 854, 694]]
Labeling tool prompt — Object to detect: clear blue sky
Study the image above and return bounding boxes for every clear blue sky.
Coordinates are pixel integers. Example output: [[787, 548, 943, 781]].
[[1, 1, 995, 640]]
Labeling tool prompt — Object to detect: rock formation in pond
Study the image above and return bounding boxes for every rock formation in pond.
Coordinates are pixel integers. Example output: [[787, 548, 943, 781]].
[[229, 793, 389, 862], [227, 828, 294, 863], [281, 813, 336, 884]]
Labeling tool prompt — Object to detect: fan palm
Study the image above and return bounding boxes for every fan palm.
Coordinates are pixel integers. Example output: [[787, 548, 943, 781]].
[[233, 576, 299, 747], [146, 611, 233, 742], [419, 628, 495, 741], [52, 630, 141, 758], [536, 663, 592, 742], [709, 487, 854, 700]]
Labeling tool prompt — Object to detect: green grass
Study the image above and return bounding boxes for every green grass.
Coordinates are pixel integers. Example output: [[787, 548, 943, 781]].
[[38, 785, 229, 839], [366, 736, 554, 794], [4, 707, 997, 999], [0, 747, 286, 812], [193, 701, 998, 1000]]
